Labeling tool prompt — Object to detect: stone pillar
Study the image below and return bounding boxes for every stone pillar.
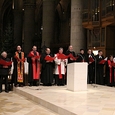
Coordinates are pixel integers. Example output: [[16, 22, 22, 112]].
[[42, 0, 55, 47], [70, 0, 86, 53], [14, 0, 23, 46], [24, 0, 35, 56]]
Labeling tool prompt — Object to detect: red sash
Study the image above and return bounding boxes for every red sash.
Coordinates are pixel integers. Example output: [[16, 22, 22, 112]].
[[0, 59, 12, 66], [111, 62, 115, 82], [28, 51, 40, 80], [108, 60, 112, 83]]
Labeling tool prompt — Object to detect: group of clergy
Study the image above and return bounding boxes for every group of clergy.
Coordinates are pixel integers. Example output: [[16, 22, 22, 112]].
[[13, 46, 69, 87], [0, 45, 115, 93]]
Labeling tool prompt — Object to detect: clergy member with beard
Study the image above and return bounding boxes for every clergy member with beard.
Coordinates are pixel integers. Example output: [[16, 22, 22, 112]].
[[40, 48, 54, 86], [13, 46, 25, 87], [65, 45, 76, 63], [28, 46, 40, 86], [54, 48, 68, 86]]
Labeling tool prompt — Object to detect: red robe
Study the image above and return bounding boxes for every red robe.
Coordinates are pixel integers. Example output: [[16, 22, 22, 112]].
[[28, 51, 40, 80]]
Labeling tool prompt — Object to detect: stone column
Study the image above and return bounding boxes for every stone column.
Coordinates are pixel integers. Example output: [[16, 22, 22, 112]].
[[70, 0, 86, 53], [24, 0, 35, 56], [42, 0, 55, 47], [14, 0, 23, 46]]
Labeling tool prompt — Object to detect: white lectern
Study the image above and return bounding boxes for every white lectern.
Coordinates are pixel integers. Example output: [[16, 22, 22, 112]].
[[67, 62, 88, 91]]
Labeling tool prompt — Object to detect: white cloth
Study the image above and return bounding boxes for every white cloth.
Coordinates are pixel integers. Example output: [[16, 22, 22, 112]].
[[104, 57, 108, 61], [54, 54, 68, 75], [113, 58, 115, 63], [24, 61, 29, 74], [99, 56, 102, 58], [10, 62, 14, 75], [89, 55, 92, 58]]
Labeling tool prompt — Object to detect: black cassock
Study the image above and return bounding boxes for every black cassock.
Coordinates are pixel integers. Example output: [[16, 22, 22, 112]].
[[85, 53, 95, 84], [40, 53, 54, 86], [65, 50, 76, 63], [95, 55, 105, 85], [105, 60, 115, 86]]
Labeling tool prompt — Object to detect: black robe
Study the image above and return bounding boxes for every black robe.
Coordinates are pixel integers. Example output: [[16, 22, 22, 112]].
[[65, 50, 76, 63], [105, 60, 115, 86], [95, 55, 105, 85], [40, 53, 54, 85], [85, 53, 95, 84]]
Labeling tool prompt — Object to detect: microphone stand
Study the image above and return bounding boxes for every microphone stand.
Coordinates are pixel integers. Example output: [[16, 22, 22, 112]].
[[36, 60, 41, 90], [36, 78, 41, 90], [77, 54, 84, 62]]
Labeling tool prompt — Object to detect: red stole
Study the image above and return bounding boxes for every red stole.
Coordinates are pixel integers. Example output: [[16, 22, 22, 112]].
[[29, 51, 40, 80], [15, 51, 24, 83]]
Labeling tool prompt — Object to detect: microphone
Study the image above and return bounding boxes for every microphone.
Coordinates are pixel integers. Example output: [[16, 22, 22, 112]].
[[77, 53, 84, 62]]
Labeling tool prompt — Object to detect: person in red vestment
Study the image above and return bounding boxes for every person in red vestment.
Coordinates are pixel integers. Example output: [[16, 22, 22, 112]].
[[105, 55, 115, 86], [28, 46, 40, 86], [54, 48, 68, 86]]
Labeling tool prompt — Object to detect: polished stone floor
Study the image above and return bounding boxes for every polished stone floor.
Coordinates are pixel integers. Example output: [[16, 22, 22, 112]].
[[0, 91, 59, 115], [15, 85, 115, 115]]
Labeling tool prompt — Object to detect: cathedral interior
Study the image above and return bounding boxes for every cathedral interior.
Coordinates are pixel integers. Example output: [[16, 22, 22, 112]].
[[0, 0, 115, 57], [1, 1, 115, 115]]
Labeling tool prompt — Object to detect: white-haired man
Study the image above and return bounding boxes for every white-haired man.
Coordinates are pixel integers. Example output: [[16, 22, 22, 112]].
[[0, 51, 12, 93]]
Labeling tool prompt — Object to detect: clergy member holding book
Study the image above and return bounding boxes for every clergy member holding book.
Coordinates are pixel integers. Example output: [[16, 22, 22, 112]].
[[54, 48, 68, 86], [105, 55, 115, 86], [65, 45, 76, 63], [40, 48, 54, 86], [86, 49, 95, 84], [95, 50, 106, 85], [28, 46, 40, 86]]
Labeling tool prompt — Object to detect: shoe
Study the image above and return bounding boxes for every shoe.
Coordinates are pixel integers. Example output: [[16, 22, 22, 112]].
[[14, 84, 19, 87], [19, 84, 23, 87], [5, 90, 9, 93]]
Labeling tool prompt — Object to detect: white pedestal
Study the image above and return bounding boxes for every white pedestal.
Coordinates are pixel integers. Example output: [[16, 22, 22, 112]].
[[67, 62, 88, 92]]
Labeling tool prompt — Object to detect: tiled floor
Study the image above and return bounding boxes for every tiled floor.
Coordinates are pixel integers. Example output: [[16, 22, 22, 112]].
[[15, 85, 115, 115], [0, 91, 59, 115]]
